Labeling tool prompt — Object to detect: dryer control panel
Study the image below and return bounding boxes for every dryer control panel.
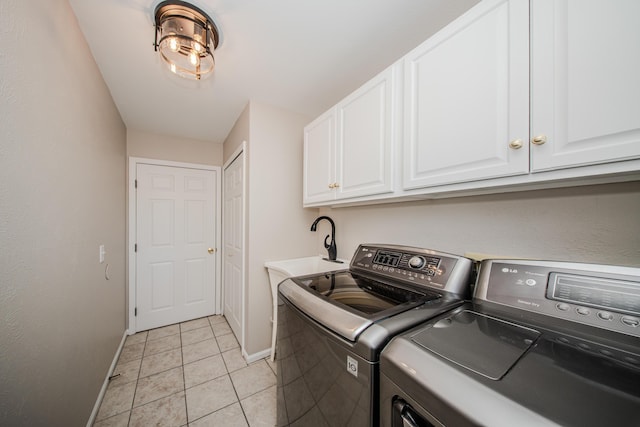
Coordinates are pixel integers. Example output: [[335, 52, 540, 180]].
[[475, 259, 640, 337], [350, 244, 473, 298]]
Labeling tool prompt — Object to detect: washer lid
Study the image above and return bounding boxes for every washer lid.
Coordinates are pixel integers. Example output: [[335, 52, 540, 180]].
[[280, 271, 437, 341], [279, 276, 372, 341], [411, 310, 540, 379]]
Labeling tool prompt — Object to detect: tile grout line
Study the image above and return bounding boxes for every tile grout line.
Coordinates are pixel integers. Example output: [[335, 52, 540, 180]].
[[127, 331, 148, 427], [221, 343, 252, 427], [128, 326, 183, 423], [98, 317, 266, 426], [183, 317, 223, 425], [180, 322, 189, 426], [183, 316, 245, 426], [187, 401, 241, 426]]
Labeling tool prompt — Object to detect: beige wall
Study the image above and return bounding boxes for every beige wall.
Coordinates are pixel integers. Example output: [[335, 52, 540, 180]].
[[318, 182, 640, 267], [222, 107, 250, 162], [223, 102, 318, 357], [127, 128, 223, 166], [0, 1, 127, 425]]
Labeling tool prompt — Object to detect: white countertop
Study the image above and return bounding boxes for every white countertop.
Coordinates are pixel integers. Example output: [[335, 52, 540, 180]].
[[264, 255, 348, 277]]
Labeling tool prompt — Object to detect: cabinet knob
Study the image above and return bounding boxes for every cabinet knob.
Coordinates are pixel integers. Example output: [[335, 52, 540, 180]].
[[208, 248, 216, 254], [328, 183, 334, 189], [508, 139, 523, 149], [531, 135, 547, 145], [333, 182, 340, 188]]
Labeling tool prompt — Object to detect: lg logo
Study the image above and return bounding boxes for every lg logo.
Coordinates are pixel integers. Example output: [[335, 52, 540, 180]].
[[347, 355, 358, 378]]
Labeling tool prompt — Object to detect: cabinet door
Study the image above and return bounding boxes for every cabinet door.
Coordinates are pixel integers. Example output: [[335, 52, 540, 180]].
[[336, 65, 397, 199], [531, 0, 640, 171], [403, 0, 529, 190], [303, 109, 335, 204]]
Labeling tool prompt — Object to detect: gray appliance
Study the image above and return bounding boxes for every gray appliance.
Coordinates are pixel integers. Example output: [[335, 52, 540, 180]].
[[380, 259, 640, 427], [276, 244, 474, 427]]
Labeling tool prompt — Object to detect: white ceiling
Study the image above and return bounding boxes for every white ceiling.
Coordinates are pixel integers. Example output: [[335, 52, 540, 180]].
[[69, 0, 479, 144]]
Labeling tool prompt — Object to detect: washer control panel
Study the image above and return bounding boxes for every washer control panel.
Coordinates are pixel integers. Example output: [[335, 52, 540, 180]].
[[350, 244, 473, 297], [476, 260, 640, 337]]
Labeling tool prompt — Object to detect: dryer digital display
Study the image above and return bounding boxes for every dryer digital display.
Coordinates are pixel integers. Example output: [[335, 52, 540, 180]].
[[547, 273, 640, 316]]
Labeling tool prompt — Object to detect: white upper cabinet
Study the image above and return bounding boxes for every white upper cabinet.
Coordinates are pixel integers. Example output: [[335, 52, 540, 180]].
[[403, 0, 530, 190], [303, 0, 640, 207], [303, 110, 335, 204], [303, 64, 398, 206], [335, 65, 396, 199], [530, 0, 640, 171]]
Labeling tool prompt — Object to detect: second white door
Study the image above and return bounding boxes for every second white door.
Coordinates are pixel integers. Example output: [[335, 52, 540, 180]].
[[223, 150, 244, 343]]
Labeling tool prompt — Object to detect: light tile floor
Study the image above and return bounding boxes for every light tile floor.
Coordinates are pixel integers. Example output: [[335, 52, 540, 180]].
[[93, 315, 276, 427]]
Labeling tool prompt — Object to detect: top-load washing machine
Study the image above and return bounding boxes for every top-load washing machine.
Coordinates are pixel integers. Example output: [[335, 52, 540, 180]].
[[276, 244, 474, 426]]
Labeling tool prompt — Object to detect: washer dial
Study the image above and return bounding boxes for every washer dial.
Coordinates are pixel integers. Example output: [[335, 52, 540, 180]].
[[408, 256, 426, 269]]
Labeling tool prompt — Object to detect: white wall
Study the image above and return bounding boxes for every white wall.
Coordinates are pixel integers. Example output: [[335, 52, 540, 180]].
[[223, 101, 318, 357], [0, 0, 127, 425], [127, 128, 223, 166], [318, 182, 640, 266]]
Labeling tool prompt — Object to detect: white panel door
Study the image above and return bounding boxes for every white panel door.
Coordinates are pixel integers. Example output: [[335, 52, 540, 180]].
[[136, 163, 217, 331], [530, 0, 640, 171], [223, 151, 244, 341], [403, 0, 529, 189], [336, 64, 396, 199]]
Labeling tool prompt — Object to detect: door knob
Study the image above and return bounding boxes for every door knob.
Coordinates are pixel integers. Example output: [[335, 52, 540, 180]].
[[531, 135, 547, 145], [509, 139, 523, 149], [208, 248, 215, 254]]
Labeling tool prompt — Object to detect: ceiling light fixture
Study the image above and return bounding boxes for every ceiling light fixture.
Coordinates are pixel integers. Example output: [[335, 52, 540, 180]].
[[153, 0, 220, 80]]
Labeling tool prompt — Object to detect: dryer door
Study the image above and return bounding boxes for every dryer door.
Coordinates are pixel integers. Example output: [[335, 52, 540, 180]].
[[392, 398, 443, 427], [411, 310, 540, 379]]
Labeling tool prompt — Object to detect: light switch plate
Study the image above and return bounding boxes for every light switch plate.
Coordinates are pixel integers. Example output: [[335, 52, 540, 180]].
[[99, 245, 106, 264]]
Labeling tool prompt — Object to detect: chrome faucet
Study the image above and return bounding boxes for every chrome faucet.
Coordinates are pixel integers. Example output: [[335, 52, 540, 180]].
[[310, 216, 337, 261]]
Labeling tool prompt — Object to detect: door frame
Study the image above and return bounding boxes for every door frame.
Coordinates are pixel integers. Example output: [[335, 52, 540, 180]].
[[127, 157, 222, 334], [222, 142, 247, 351]]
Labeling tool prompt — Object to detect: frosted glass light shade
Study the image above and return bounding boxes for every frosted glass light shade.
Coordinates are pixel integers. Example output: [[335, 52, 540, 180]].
[[154, 1, 219, 80]]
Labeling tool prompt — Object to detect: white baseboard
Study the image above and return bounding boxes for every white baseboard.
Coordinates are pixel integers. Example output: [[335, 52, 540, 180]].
[[243, 347, 271, 364], [86, 330, 129, 427]]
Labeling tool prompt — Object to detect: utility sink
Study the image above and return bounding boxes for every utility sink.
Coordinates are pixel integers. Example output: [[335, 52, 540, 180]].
[[265, 256, 346, 278], [265, 256, 348, 360]]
